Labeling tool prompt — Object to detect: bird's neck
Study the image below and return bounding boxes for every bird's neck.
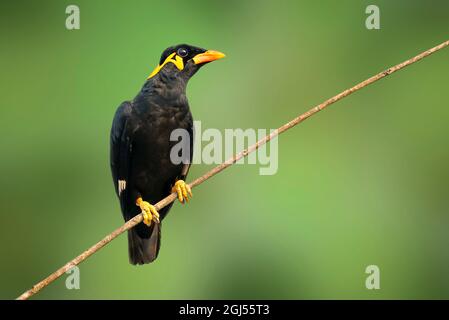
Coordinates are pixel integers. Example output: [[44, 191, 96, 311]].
[[142, 64, 188, 97], [135, 64, 190, 114]]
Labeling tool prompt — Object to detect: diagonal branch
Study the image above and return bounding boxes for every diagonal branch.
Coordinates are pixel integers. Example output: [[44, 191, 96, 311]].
[[16, 39, 449, 300]]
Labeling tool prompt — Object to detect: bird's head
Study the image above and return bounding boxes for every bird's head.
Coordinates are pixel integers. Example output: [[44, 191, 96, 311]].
[[147, 44, 225, 80]]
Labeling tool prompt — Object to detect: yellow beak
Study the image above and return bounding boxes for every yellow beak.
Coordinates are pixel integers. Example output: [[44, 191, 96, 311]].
[[193, 50, 226, 65]]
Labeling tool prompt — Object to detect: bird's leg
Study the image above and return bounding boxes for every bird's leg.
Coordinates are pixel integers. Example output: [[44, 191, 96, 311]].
[[171, 180, 193, 204], [136, 197, 160, 226]]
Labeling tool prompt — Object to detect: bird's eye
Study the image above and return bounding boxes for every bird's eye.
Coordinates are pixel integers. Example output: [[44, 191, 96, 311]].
[[177, 48, 188, 58]]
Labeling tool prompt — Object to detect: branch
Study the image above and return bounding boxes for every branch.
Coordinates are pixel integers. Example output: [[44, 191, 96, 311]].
[[16, 40, 449, 300]]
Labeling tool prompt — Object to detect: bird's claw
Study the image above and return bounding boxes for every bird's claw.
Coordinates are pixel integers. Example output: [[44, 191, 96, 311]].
[[172, 180, 192, 204], [136, 197, 160, 226]]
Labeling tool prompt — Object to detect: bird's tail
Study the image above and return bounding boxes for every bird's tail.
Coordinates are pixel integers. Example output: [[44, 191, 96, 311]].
[[127, 223, 161, 265]]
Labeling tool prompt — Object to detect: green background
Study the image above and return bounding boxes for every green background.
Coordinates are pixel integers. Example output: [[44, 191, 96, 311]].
[[1, 0, 448, 299]]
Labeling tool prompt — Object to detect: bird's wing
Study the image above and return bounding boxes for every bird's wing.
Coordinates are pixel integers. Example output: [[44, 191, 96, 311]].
[[110, 101, 133, 205]]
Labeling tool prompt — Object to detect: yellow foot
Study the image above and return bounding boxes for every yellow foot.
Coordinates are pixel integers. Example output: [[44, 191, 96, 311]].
[[171, 180, 192, 204], [136, 197, 160, 226]]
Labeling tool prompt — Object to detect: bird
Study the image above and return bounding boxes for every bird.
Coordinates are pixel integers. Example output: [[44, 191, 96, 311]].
[[110, 44, 225, 265]]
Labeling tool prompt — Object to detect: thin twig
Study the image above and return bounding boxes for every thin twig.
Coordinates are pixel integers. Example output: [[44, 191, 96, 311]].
[[16, 40, 449, 300]]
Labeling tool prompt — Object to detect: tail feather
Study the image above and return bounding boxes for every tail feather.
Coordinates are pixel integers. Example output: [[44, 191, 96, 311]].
[[127, 223, 161, 265]]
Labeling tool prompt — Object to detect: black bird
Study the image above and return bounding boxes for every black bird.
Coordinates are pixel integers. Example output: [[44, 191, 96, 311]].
[[110, 44, 225, 265]]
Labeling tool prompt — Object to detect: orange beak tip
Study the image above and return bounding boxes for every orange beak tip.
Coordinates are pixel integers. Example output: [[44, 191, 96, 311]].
[[193, 50, 226, 65]]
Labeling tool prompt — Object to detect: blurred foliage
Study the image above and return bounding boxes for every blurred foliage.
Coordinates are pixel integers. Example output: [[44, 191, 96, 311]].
[[0, 0, 448, 299]]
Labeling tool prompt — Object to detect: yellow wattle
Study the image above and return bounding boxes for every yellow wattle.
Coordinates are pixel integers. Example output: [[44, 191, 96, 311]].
[[147, 52, 185, 79]]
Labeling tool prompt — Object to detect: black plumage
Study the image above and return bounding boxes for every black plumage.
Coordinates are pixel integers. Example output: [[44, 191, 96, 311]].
[[110, 44, 224, 264]]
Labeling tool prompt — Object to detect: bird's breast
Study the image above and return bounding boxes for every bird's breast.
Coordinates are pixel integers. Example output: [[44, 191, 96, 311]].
[[130, 105, 192, 190]]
